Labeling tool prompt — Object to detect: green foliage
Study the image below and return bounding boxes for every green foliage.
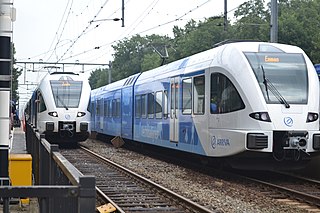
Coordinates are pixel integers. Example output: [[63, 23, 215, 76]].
[[88, 68, 110, 89], [12, 45, 22, 102], [233, 0, 270, 41], [278, 0, 320, 63], [172, 18, 228, 60]]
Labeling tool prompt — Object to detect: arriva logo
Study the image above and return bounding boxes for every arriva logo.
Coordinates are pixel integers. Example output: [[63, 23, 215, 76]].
[[284, 117, 293, 127], [211, 136, 230, 149], [211, 136, 217, 149]]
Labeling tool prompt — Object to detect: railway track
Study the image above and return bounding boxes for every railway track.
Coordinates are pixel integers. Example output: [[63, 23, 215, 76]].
[[113, 140, 320, 212], [234, 170, 320, 212], [60, 146, 215, 213]]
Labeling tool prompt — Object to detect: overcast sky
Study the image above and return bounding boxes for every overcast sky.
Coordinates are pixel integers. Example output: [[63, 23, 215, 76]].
[[12, 0, 247, 107]]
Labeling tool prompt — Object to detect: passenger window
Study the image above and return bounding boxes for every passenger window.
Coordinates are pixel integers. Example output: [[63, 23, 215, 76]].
[[210, 73, 245, 114], [112, 99, 116, 117], [116, 98, 120, 117], [135, 95, 141, 118], [163, 90, 168, 119], [104, 100, 108, 117], [193, 76, 205, 114], [148, 93, 155, 118], [97, 100, 101, 116], [107, 100, 112, 117], [141, 94, 147, 118], [155, 91, 163, 119], [182, 78, 192, 114]]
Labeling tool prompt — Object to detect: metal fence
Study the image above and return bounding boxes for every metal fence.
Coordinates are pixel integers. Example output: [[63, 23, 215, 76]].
[[0, 124, 96, 213]]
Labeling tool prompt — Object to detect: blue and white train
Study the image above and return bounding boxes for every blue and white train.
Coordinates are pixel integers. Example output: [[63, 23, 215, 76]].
[[91, 41, 320, 169], [24, 72, 91, 143]]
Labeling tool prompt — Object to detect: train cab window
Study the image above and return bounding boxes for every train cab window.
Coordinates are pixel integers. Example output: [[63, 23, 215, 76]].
[[50, 80, 82, 108], [210, 73, 245, 114], [182, 78, 192, 114], [135, 95, 141, 118], [193, 75, 205, 114], [163, 90, 168, 119], [155, 91, 163, 119], [141, 94, 147, 118], [148, 93, 154, 119], [38, 92, 47, 113]]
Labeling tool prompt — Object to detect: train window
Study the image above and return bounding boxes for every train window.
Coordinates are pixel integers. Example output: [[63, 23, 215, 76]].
[[141, 94, 147, 118], [148, 93, 155, 119], [104, 99, 108, 117], [116, 98, 121, 117], [38, 92, 47, 113], [210, 73, 245, 114], [155, 91, 163, 119], [97, 99, 101, 116], [163, 90, 168, 119], [182, 78, 192, 114], [245, 52, 307, 105], [135, 95, 141, 118], [107, 100, 112, 117], [193, 75, 205, 115], [50, 80, 82, 108], [112, 99, 116, 117]]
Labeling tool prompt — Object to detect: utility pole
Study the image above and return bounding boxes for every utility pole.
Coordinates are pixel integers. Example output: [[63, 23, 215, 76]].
[[121, 0, 125, 27], [224, 0, 227, 31], [270, 0, 278, 42], [108, 61, 112, 84], [0, 0, 14, 190]]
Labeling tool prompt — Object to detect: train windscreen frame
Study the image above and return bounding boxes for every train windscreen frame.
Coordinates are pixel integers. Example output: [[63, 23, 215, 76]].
[[50, 79, 83, 108], [244, 52, 308, 104]]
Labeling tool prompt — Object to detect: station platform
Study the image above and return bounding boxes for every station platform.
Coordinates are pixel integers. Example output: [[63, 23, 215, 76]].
[[0, 127, 39, 213], [9, 127, 28, 154]]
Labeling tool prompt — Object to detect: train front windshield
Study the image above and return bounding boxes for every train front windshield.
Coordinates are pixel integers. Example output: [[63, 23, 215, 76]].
[[244, 52, 308, 104], [50, 80, 83, 108]]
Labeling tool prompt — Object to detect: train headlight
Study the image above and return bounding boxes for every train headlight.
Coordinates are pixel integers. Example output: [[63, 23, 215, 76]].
[[77, 112, 86, 117], [48, 111, 58, 117], [307, 112, 318, 122], [249, 112, 271, 122]]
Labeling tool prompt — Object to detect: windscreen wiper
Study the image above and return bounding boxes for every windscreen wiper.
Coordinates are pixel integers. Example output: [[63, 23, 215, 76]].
[[56, 95, 69, 110], [261, 65, 270, 101], [261, 65, 290, 108]]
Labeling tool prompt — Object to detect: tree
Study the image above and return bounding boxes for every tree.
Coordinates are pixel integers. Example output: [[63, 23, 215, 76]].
[[12, 45, 22, 102], [172, 17, 228, 60], [278, 0, 320, 63], [111, 34, 172, 81], [233, 0, 270, 41], [88, 68, 109, 89]]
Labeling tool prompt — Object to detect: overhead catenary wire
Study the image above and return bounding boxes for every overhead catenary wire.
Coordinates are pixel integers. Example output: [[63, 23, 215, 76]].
[[19, 1, 246, 65], [56, 0, 111, 63]]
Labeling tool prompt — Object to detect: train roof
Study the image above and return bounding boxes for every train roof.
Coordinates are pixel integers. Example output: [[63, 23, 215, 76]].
[[91, 73, 140, 98], [91, 41, 307, 95], [135, 42, 305, 83]]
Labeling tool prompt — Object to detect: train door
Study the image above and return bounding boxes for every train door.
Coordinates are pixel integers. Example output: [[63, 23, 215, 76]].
[[170, 77, 179, 142]]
